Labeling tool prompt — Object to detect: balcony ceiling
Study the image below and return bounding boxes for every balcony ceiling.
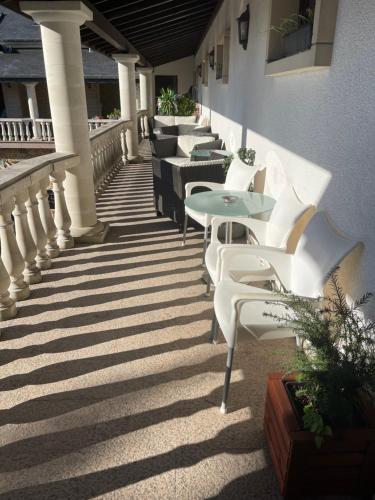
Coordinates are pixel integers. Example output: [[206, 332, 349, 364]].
[[3, 0, 223, 67]]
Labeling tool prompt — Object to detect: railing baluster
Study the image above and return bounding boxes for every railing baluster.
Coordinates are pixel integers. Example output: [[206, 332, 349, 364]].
[[50, 170, 74, 249], [0, 197, 30, 301], [26, 184, 51, 270], [0, 122, 6, 141], [19, 122, 25, 141], [0, 256, 16, 320], [13, 189, 42, 284], [46, 122, 52, 141], [37, 177, 60, 258], [40, 121, 46, 141]]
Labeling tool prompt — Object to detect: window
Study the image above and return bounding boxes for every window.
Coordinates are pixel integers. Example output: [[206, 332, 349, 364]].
[[266, 0, 338, 76]]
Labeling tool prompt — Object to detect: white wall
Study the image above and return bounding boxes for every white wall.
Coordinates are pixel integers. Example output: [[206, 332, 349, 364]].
[[154, 55, 194, 94], [196, 0, 375, 308]]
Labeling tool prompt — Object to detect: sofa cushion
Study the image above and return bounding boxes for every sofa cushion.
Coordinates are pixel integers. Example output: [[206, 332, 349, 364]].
[[174, 116, 197, 125], [193, 139, 223, 151], [153, 116, 176, 127], [197, 115, 210, 126], [177, 124, 199, 135], [192, 126, 211, 133], [163, 157, 192, 166], [160, 125, 178, 136], [176, 135, 216, 157]]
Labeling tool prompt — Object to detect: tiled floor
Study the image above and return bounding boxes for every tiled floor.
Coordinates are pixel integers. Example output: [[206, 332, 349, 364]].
[[0, 143, 295, 499]]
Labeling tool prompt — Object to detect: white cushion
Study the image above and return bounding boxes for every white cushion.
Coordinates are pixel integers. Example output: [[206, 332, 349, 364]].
[[175, 116, 197, 125], [176, 135, 216, 157], [153, 115, 176, 127], [198, 115, 210, 126], [163, 157, 192, 166]]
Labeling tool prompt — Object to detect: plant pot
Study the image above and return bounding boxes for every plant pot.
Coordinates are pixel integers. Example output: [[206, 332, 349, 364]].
[[283, 24, 312, 58], [217, 222, 246, 240], [264, 373, 375, 499]]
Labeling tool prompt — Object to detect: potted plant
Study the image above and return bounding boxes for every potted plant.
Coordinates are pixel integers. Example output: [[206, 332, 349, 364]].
[[106, 108, 121, 119], [176, 94, 196, 116], [271, 8, 314, 58], [157, 88, 177, 116], [263, 271, 375, 498]]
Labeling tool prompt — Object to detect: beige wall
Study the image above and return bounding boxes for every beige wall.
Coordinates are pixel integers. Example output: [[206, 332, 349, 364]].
[[154, 55, 194, 94]]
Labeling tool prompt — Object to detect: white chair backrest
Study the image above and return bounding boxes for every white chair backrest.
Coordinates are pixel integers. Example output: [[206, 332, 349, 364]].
[[265, 185, 312, 248], [290, 212, 358, 297], [224, 157, 257, 191]]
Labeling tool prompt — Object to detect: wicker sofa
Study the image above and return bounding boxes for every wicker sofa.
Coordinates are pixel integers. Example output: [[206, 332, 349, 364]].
[[151, 134, 225, 230], [149, 115, 213, 138]]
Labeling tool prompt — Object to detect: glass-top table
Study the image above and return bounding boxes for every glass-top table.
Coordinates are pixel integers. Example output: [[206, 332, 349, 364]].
[[185, 190, 275, 218], [185, 190, 275, 244]]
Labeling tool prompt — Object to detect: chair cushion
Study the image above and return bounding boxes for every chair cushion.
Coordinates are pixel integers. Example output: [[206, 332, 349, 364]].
[[176, 135, 216, 157], [198, 115, 210, 126], [178, 124, 199, 135], [160, 125, 178, 136], [193, 139, 222, 151], [153, 116, 176, 127], [174, 116, 197, 125]]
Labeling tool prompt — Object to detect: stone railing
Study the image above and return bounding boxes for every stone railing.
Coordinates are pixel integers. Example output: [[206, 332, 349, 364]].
[[0, 152, 79, 320], [89, 119, 129, 194], [0, 118, 53, 142], [0, 118, 116, 142]]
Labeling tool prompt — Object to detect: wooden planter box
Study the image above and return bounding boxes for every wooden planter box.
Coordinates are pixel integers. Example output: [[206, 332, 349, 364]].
[[264, 373, 375, 499]]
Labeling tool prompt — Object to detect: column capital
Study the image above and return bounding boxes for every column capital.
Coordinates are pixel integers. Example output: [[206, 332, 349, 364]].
[[23, 82, 38, 88], [113, 53, 140, 66], [138, 67, 153, 74], [20, 1, 92, 25]]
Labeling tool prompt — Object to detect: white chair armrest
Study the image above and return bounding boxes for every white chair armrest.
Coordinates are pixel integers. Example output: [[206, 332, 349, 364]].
[[220, 245, 292, 290], [185, 181, 224, 198]]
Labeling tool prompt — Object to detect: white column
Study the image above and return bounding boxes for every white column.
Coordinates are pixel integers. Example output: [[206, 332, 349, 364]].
[[138, 68, 153, 137], [21, 1, 108, 244], [24, 82, 40, 138], [139, 67, 154, 115], [113, 54, 139, 160]]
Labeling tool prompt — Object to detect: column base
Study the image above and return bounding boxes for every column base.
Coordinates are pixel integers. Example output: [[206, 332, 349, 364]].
[[72, 220, 110, 244], [127, 155, 144, 164]]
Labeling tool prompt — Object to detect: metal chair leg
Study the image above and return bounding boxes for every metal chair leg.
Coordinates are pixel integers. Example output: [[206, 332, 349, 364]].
[[220, 347, 235, 414], [205, 277, 211, 296], [182, 213, 188, 246], [209, 310, 218, 343]]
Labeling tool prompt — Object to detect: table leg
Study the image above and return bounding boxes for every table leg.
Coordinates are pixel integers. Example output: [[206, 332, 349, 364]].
[[225, 222, 233, 243]]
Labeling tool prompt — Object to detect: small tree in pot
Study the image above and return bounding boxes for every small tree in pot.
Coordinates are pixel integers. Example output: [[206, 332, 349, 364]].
[[264, 270, 375, 498]]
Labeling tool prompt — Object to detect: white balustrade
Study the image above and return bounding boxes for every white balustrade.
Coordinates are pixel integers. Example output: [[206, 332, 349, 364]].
[[89, 119, 130, 193], [0, 119, 117, 142], [0, 152, 79, 319]]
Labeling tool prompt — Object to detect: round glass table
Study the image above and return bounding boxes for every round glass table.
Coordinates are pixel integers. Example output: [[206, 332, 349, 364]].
[[185, 190, 275, 243]]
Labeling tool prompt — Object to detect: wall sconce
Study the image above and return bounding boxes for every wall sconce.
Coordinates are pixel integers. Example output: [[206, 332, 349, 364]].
[[197, 64, 202, 77], [237, 4, 250, 50], [209, 49, 215, 69]]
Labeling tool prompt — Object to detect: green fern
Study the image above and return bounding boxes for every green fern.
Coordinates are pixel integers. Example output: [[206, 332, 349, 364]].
[[265, 269, 375, 446]]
